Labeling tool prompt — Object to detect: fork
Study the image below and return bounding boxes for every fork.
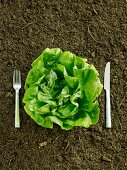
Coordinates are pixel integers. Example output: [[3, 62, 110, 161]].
[[13, 70, 21, 128]]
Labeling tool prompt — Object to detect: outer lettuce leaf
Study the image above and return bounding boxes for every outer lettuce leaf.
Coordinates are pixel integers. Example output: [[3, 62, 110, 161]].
[[64, 113, 92, 128], [58, 51, 74, 74], [32, 48, 62, 67], [23, 48, 103, 130]]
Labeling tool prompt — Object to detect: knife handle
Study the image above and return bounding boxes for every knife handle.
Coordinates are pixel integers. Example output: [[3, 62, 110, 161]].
[[106, 90, 111, 128]]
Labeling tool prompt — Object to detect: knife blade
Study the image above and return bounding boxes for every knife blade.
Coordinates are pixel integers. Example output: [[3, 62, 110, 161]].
[[104, 62, 111, 128]]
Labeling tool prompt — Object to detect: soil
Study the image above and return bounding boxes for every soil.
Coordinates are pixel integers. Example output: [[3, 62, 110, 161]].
[[0, 0, 127, 170]]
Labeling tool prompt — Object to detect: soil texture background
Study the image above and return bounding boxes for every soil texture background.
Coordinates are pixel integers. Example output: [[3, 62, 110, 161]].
[[0, 0, 127, 170]]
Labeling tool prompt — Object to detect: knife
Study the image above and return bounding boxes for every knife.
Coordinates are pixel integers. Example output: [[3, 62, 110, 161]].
[[104, 62, 111, 128]]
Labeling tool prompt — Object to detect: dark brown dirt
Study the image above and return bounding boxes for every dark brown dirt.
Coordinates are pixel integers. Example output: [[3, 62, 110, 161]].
[[0, 0, 127, 170]]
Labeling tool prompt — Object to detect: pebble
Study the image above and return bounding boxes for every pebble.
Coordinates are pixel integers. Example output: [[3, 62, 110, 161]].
[[101, 156, 111, 162], [39, 141, 47, 147]]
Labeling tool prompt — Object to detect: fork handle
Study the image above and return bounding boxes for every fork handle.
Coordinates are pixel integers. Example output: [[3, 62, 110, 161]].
[[15, 90, 20, 128]]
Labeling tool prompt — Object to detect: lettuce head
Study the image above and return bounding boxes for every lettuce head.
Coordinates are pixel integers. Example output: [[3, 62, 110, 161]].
[[23, 48, 103, 130]]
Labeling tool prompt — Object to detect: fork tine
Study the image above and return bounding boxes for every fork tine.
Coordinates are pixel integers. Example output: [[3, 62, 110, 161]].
[[13, 69, 16, 84], [18, 70, 21, 84], [13, 69, 21, 89], [16, 70, 19, 83]]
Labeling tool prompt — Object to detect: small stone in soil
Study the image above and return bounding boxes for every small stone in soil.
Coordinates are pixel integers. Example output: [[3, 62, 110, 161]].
[[101, 156, 111, 162], [39, 141, 47, 147]]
